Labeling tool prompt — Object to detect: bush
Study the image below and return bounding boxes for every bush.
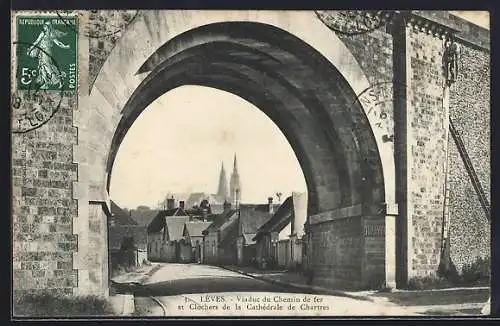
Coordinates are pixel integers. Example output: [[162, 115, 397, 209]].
[[460, 256, 490, 286], [406, 275, 453, 290], [14, 293, 115, 317]]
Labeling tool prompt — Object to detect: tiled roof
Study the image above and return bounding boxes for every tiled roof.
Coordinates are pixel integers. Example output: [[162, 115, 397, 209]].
[[166, 216, 190, 241], [110, 200, 138, 225], [239, 204, 276, 234], [146, 208, 190, 233], [253, 196, 294, 241], [203, 209, 238, 234], [219, 217, 239, 247], [210, 204, 225, 215], [184, 221, 212, 238]]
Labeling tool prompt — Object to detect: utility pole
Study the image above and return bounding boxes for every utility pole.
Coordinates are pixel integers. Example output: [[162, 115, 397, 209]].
[[276, 192, 282, 204]]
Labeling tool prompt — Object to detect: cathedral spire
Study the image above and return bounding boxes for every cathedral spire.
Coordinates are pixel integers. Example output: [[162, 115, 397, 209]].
[[233, 153, 238, 173], [230, 153, 241, 206], [217, 161, 228, 200]]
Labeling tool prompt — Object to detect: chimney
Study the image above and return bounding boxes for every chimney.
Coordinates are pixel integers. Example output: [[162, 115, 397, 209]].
[[235, 189, 240, 209], [179, 201, 185, 209], [223, 200, 231, 212], [268, 197, 274, 214], [166, 196, 175, 210]]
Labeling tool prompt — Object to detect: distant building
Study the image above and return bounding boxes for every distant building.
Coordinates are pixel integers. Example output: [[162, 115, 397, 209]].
[[146, 199, 191, 262], [183, 221, 212, 263], [184, 154, 242, 211], [253, 192, 308, 270], [253, 196, 294, 268], [235, 198, 279, 266], [202, 201, 238, 265]]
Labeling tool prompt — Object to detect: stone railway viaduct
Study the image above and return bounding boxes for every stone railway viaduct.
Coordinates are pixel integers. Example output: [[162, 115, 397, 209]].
[[11, 10, 490, 297]]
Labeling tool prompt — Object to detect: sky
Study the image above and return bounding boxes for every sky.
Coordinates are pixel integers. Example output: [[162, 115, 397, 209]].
[[110, 86, 308, 209], [109, 11, 488, 210]]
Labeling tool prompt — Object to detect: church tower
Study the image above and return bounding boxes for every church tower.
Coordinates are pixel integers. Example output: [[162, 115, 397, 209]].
[[216, 161, 229, 200], [229, 154, 242, 206]]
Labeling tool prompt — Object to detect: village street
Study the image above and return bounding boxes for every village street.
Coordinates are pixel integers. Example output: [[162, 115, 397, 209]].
[[131, 263, 420, 316]]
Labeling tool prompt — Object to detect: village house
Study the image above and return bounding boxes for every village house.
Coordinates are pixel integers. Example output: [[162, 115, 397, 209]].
[[202, 201, 238, 265], [202, 198, 281, 266], [203, 203, 238, 265], [147, 197, 191, 262], [253, 192, 308, 270], [183, 221, 212, 263], [233, 198, 280, 266], [253, 196, 293, 269]]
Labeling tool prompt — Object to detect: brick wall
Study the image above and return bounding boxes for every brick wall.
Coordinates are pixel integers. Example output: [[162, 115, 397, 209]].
[[406, 28, 447, 278], [448, 44, 490, 270], [12, 96, 79, 298]]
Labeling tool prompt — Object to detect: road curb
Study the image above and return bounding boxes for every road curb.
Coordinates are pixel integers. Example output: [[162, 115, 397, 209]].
[[139, 263, 163, 285], [111, 263, 163, 287], [222, 266, 375, 302]]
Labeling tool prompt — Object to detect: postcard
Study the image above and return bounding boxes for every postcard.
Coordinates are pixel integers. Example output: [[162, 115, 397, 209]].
[[11, 9, 491, 318]]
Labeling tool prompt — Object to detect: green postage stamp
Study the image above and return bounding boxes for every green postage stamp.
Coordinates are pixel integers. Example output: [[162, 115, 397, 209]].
[[12, 13, 78, 133], [15, 15, 78, 91]]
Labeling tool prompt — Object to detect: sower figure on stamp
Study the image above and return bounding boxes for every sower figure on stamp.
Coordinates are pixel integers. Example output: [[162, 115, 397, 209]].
[[443, 38, 460, 86], [27, 21, 70, 90]]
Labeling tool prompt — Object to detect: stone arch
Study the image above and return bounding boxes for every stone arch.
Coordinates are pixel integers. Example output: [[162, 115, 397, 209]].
[[82, 11, 395, 208], [75, 10, 398, 291]]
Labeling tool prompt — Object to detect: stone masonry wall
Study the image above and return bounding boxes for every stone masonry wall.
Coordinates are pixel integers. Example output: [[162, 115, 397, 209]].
[[310, 216, 363, 289], [88, 10, 139, 92], [406, 28, 447, 278], [12, 97, 79, 298], [338, 28, 395, 160], [448, 44, 490, 270]]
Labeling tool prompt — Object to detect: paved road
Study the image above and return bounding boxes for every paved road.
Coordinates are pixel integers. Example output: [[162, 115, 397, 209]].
[[132, 263, 420, 316]]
